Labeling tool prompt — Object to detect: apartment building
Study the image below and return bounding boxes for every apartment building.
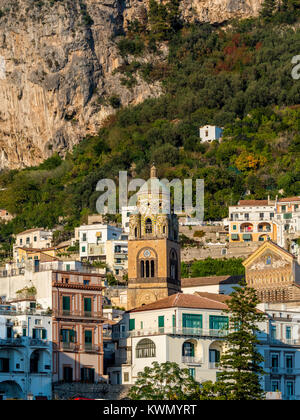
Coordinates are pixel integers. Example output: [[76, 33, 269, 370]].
[[105, 236, 128, 277], [274, 197, 300, 249], [225, 198, 277, 243], [258, 305, 300, 400], [0, 300, 52, 400], [52, 270, 106, 384], [78, 223, 122, 261], [14, 228, 53, 250]]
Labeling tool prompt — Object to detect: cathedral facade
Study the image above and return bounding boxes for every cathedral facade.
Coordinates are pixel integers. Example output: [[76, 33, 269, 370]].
[[127, 165, 181, 310], [243, 240, 300, 304]]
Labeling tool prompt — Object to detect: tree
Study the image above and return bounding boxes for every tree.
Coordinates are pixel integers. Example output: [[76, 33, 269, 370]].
[[260, 0, 277, 19], [216, 284, 266, 400], [128, 362, 200, 400]]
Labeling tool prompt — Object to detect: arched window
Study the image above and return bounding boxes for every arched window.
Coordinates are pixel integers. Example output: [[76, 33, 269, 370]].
[[140, 260, 144, 277], [182, 341, 195, 357], [151, 260, 155, 277], [170, 250, 178, 281], [145, 218, 152, 234], [145, 260, 150, 277], [136, 339, 156, 358]]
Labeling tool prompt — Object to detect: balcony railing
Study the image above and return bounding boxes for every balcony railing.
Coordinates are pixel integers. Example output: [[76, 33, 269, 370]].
[[0, 337, 49, 347], [112, 327, 229, 340], [53, 310, 103, 320], [182, 356, 203, 365]]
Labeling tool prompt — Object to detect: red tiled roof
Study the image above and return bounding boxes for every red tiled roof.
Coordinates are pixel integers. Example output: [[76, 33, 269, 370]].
[[129, 293, 229, 313], [181, 275, 243, 288], [237, 200, 270, 206], [278, 196, 300, 202]]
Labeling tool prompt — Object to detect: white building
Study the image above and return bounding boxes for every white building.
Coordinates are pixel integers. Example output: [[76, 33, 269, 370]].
[[105, 235, 128, 277], [122, 206, 137, 233], [78, 223, 122, 261], [108, 293, 231, 385], [0, 301, 52, 400], [181, 275, 243, 295], [13, 229, 53, 260], [199, 125, 223, 143]]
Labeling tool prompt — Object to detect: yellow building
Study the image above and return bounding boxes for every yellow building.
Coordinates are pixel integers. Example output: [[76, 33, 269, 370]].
[[225, 199, 277, 243], [127, 165, 181, 310], [243, 240, 300, 304], [15, 244, 69, 264]]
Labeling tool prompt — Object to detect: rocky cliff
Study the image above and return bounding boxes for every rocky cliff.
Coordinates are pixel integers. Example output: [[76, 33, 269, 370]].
[[0, 0, 263, 169]]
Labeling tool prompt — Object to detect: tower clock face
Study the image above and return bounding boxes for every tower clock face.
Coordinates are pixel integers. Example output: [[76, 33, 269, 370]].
[[143, 249, 151, 257]]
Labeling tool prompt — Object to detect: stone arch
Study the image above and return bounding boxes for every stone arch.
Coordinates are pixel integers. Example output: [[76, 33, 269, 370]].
[[0, 380, 24, 399], [29, 348, 51, 373]]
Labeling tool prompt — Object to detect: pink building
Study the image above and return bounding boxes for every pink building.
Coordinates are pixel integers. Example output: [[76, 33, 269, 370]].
[[52, 270, 105, 383]]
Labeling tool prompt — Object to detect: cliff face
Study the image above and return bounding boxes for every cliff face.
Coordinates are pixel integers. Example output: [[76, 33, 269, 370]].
[[0, 0, 263, 169]]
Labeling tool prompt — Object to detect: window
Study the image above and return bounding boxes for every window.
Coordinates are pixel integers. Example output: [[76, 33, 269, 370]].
[[35, 319, 42, 325], [182, 341, 195, 357], [20, 239, 23, 245], [271, 380, 280, 392], [271, 325, 276, 339], [145, 218, 152, 234], [259, 213, 264, 219], [182, 314, 202, 330], [84, 297, 92, 315], [124, 372, 129, 382], [158, 316, 164, 332], [209, 315, 229, 331], [61, 329, 76, 343], [286, 381, 294, 396], [233, 225, 237, 230], [82, 233, 87, 241], [34, 236, 37, 242], [271, 353, 279, 369], [286, 354, 293, 369], [62, 296, 70, 313], [66, 264, 70, 271], [281, 205, 286, 212], [81, 246, 86, 253], [84, 280, 90, 285], [189, 368, 195, 378], [286, 326, 291, 340], [136, 339, 156, 358], [0, 358, 9, 372], [270, 212, 274, 218], [26, 237, 30, 243], [84, 330, 93, 349]]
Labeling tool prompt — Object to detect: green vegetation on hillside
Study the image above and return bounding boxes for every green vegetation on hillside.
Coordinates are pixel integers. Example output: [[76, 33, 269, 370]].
[[181, 258, 245, 278], [0, 1, 299, 245]]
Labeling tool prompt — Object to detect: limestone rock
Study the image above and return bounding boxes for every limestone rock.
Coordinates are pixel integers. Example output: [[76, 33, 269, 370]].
[[0, 0, 263, 169]]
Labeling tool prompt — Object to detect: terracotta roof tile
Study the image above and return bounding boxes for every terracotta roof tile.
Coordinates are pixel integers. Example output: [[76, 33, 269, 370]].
[[278, 196, 300, 202], [129, 293, 229, 312], [237, 200, 270, 206]]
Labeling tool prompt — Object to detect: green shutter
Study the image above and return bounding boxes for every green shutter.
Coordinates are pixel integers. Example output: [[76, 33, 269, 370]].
[[129, 319, 135, 331], [172, 315, 176, 327], [42, 329, 47, 339], [62, 296, 70, 311], [84, 297, 92, 312], [158, 316, 164, 328], [84, 330, 92, 344]]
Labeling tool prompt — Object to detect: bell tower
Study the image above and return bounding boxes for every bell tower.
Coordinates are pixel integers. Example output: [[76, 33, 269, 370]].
[[127, 165, 181, 310]]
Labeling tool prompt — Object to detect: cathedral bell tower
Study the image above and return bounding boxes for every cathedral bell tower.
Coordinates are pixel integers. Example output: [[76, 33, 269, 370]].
[[127, 164, 181, 310]]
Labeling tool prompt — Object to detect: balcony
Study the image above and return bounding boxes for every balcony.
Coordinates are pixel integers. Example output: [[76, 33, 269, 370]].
[[60, 342, 79, 352], [112, 327, 229, 340], [182, 356, 203, 365], [84, 344, 100, 353], [53, 310, 103, 320]]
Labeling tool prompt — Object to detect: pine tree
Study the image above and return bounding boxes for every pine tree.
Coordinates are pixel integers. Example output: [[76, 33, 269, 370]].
[[216, 284, 266, 400]]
